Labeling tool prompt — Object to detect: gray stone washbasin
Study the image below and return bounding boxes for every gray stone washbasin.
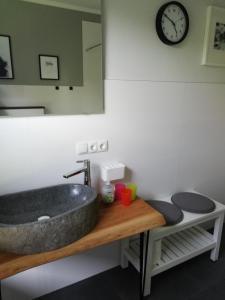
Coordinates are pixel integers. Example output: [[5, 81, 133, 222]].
[[0, 184, 99, 254]]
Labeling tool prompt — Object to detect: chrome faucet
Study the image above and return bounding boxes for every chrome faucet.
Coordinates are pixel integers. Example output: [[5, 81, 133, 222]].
[[63, 159, 91, 186]]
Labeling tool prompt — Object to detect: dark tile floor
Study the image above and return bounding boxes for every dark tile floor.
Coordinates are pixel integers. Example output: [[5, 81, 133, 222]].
[[36, 230, 225, 300]]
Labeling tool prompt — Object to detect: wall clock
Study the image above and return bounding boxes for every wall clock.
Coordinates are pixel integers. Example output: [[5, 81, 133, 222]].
[[156, 1, 189, 45]]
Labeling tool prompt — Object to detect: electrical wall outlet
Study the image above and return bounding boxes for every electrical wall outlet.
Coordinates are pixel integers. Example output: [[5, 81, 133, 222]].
[[88, 141, 98, 153], [98, 140, 108, 152], [76, 140, 109, 155]]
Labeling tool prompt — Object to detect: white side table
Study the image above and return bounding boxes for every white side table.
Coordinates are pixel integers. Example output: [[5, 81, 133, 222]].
[[121, 197, 225, 296]]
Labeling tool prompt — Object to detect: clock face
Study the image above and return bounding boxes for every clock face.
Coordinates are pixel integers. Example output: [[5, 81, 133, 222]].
[[156, 1, 189, 45]]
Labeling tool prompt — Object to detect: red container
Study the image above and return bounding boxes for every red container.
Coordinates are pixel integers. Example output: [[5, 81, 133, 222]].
[[120, 188, 132, 206], [115, 183, 126, 201]]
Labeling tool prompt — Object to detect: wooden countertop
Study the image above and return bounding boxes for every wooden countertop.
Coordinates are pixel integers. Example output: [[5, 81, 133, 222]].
[[0, 199, 165, 280]]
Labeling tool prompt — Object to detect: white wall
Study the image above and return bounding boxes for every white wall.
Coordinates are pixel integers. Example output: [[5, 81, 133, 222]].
[[2, 0, 225, 299], [104, 0, 225, 83]]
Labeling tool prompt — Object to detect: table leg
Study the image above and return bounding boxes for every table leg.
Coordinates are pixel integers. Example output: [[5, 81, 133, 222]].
[[143, 231, 150, 293], [210, 213, 225, 261], [139, 231, 150, 300], [139, 232, 144, 300]]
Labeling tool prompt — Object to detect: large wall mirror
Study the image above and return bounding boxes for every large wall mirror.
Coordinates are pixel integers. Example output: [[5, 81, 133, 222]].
[[0, 0, 103, 116]]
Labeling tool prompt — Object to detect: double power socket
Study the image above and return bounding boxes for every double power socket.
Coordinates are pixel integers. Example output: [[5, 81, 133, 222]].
[[76, 140, 108, 155]]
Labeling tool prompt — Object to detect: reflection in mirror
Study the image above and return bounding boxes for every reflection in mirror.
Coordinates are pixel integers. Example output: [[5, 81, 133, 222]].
[[0, 0, 103, 116]]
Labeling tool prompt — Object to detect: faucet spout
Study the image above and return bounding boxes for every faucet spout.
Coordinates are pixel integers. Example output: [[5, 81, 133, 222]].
[[63, 160, 91, 186], [63, 167, 86, 179]]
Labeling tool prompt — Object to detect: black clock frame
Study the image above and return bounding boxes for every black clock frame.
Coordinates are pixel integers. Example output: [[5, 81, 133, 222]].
[[156, 1, 189, 45]]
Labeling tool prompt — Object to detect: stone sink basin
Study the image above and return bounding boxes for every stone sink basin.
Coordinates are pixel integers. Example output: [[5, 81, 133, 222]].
[[0, 184, 98, 254]]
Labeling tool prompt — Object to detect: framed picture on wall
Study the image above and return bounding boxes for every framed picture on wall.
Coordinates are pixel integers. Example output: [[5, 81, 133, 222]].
[[39, 55, 59, 80], [202, 6, 225, 67], [0, 35, 14, 79]]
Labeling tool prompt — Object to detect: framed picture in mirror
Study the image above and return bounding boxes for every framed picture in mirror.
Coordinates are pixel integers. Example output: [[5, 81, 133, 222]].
[[39, 55, 59, 80], [0, 35, 14, 79]]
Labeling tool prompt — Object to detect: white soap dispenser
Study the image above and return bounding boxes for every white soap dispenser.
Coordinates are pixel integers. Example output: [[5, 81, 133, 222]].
[[100, 162, 125, 204]]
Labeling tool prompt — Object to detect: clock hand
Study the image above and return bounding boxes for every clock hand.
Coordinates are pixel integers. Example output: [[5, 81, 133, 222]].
[[175, 16, 184, 23], [163, 13, 176, 26], [163, 13, 178, 37]]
